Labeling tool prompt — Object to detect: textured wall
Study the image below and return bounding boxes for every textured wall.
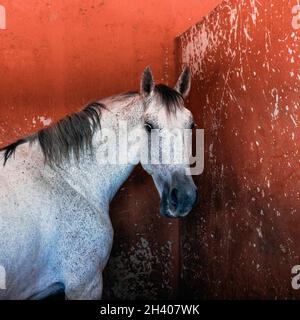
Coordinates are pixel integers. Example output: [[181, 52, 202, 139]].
[[177, 0, 300, 299], [0, 0, 223, 299]]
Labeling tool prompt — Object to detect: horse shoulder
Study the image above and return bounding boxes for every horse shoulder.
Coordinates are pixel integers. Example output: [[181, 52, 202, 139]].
[[54, 185, 113, 269]]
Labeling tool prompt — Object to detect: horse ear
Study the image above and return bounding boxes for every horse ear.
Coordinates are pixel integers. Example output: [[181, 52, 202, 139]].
[[175, 66, 191, 98], [140, 66, 155, 97]]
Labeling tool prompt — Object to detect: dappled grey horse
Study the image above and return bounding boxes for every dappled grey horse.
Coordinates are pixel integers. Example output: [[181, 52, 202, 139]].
[[0, 67, 198, 299]]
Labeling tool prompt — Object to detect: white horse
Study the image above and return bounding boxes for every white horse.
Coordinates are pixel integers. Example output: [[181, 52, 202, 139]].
[[0, 67, 198, 299]]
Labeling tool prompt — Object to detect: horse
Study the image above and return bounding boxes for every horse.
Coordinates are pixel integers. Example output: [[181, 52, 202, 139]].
[[0, 66, 198, 299]]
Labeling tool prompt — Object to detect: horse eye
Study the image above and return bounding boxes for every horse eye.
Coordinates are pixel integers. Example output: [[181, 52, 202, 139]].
[[144, 122, 153, 133]]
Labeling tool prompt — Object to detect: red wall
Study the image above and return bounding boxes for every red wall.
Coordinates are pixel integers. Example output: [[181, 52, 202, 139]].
[[177, 0, 300, 299], [0, 0, 223, 299]]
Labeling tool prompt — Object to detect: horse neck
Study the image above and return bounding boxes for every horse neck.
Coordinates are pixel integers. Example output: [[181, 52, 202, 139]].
[[52, 94, 144, 210]]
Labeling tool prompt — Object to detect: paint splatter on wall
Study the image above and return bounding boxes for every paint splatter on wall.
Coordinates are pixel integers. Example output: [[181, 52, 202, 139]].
[[177, 0, 300, 298]]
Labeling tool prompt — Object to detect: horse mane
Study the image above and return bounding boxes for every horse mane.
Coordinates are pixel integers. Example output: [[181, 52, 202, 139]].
[[0, 86, 182, 166], [0, 102, 105, 166], [155, 84, 184, 114]]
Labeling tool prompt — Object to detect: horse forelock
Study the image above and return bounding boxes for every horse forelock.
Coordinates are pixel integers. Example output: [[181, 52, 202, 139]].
[[154, 84, 184, 115]]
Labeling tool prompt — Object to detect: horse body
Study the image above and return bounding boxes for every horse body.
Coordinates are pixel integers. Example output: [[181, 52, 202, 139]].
[[0, 95, 141, 299], [0, 142, 61, 299], [0, 67, 198, 299]]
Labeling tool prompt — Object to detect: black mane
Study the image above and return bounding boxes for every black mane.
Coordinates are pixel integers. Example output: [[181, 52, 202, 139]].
[[0, 138, 29, 166], [0, 102, 105, 166], [0, 87, 182, 167], [155, 84, 184, 114]]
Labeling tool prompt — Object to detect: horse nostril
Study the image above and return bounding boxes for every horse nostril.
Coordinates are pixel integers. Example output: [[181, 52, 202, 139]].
[[170, 188, 178, 208]]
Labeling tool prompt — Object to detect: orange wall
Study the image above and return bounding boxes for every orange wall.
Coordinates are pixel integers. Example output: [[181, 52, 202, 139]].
[[0, 0, 223, 299], [0, 0, 222, 144]]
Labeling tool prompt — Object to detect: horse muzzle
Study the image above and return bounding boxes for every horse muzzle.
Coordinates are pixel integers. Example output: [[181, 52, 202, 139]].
[[160, 181, 199, 218]]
